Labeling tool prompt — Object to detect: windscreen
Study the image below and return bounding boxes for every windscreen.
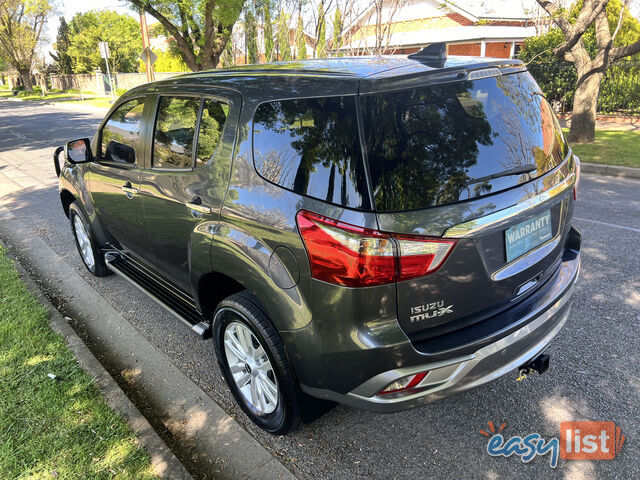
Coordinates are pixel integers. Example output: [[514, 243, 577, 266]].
[[361, 72, 568, 212]]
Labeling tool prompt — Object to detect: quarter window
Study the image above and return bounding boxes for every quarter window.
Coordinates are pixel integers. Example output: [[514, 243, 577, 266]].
[[101, 98, 145, 164], [196, 99, 229, 168], [152, 97, 200, 169], [252, 96, 370, 210]]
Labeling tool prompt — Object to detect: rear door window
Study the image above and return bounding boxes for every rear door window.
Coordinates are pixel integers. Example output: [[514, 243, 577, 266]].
[[361, 72, 567, 212], [100, 97, 145, 165], [196, 99, 229, 168], [152, 96, 201, 169], [253, 96, 370, 210]]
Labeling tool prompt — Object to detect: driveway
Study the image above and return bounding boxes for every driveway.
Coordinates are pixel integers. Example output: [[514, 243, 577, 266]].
[[1, 100, 638, 479]]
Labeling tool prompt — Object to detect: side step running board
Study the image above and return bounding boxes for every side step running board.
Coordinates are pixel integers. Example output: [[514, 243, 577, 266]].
[[104, 251, 211, 339]]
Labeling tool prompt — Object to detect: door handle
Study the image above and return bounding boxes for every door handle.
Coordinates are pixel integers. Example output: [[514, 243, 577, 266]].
[[186, 196, 212, 215], [121, 182, 139, 196]]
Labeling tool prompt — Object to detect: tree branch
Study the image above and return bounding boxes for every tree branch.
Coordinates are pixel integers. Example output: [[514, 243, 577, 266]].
[[126, 0, 198, 70]]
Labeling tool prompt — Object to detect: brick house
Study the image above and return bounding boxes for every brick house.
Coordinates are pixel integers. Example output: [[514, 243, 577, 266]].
[[338, 0, 548, 58]]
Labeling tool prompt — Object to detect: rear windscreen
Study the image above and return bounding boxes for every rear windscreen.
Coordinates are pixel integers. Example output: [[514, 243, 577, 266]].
[[361, 72, 568, 212]]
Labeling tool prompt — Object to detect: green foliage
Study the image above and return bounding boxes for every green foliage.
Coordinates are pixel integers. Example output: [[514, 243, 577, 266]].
[[124, 0, 245, 70], [332, 8, 343, 56], [521, 0, 640, 115], [277, 11, 291, 60], [139, 49, 188, 72], [316, 3, 326, 58], [68, 10, 142, 74], [221, 39, 234, 67], [50, 16, 73, 74], [0, 0, 52, 90], [263, 3, 274, 62], [246, 8, 259, 64], [296, 16, 307, 59], [0, 246, 156, 479]]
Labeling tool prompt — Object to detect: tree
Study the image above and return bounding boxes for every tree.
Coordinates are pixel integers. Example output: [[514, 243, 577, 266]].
[[221, 38, 234, 66], [537, 0, 640, 142], [125, 0, 245, 71], [67, 11, 142, 74], [246, 8, 259, 63], [139, 49, 188, 72], [0, 0, 52, 91], [332, 7, 342, 56], [263, 3, 274, 61], [316, 3, 326, 57], [50, 17, 73, 74], [296, 15, 307, 59], [277, 11, 291, 60]]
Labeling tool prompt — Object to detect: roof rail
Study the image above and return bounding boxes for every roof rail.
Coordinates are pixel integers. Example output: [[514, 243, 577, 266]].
[[407, 43, 447, 63]]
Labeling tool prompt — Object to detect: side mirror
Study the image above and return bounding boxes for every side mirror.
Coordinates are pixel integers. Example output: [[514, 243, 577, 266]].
[[65, 138, 93, 164]]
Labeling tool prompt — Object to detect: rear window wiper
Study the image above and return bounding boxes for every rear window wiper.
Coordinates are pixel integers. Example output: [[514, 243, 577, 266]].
[[462, 163, 538, 187]]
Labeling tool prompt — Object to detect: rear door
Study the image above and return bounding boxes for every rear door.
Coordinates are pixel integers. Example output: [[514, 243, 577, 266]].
[[360, 70, 576, 344], [139, 91, 239, 294], [88, 97, 149, 258]]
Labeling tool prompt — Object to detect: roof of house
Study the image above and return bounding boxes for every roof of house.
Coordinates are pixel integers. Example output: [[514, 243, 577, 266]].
[[446, 0, 541, 21], [339, 24, 538, 51]]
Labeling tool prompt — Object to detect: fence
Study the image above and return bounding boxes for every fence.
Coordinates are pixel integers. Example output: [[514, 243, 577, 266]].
[[527, 60, 640, 116]]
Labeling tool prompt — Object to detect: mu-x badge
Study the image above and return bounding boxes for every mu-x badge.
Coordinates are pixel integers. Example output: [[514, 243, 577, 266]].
[[409, 300, 454, 323]]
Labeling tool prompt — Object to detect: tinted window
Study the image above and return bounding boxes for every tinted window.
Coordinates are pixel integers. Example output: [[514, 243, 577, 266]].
[[196, 99, 229, 168], [361, 72, 567, 212], [253, 96, 370, 210], [153, 97, 200, 169], [101, 98, 145, 164]]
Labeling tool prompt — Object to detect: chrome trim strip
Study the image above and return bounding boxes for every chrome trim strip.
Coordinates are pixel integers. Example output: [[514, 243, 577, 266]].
[[443, 170, 575, 239]]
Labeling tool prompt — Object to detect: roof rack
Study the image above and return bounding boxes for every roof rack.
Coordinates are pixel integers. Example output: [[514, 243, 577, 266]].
[[407, 43, 447, 64]]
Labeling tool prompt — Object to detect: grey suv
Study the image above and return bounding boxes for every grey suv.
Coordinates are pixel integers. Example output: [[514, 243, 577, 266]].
[[55, 45, 581, 434]]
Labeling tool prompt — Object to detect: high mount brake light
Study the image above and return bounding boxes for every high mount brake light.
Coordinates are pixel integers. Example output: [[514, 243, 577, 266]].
[[296, 210, 457, 287]]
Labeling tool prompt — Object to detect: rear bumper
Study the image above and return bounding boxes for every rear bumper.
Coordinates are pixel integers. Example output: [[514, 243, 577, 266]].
[[300, 249, 579, 413]]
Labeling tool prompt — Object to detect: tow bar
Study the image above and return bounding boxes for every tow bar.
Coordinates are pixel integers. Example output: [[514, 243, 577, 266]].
[[516, 353, 551, 382]]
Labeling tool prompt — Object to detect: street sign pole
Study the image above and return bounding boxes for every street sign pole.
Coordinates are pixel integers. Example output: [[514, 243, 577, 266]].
[[98, 42, 116, 102], [139, 10, 155, 82]]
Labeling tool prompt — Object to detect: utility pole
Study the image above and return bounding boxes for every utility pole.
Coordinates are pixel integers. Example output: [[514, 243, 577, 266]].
[[140, 9, 155, 82]]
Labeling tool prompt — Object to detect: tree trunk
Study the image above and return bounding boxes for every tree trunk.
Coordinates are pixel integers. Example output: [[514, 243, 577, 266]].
[[17, 69, 34, 91], [568, 68, 604, 143]]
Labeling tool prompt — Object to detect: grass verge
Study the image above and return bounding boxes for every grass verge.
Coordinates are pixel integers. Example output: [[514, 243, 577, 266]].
[[0, 246, 157, 479], [564, 129, 640, 168]]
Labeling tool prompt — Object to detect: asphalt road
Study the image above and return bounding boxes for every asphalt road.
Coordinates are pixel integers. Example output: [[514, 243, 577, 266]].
[[1, 100, 639, 480]]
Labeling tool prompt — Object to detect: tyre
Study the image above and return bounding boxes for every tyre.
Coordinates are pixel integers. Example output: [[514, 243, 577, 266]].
[[69, 202, 110, 277], [213, 291, 302, 434]]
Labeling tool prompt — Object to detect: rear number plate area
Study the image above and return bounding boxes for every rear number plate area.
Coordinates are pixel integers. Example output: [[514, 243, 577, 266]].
[[505, 210, 552, 263]]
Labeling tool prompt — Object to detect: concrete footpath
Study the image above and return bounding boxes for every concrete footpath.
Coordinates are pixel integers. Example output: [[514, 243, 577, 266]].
[[0, 206, 297, 480]]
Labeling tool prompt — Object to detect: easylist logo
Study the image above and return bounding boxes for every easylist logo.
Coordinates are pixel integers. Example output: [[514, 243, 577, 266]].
[[560, 421, 625, 460]]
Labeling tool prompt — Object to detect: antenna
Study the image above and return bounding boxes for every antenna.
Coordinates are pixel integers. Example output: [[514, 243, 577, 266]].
[[408, 43, 447, 62]]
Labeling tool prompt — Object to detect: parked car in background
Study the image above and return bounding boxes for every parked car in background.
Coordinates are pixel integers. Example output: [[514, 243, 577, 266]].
[[55, 44, 581, 434]]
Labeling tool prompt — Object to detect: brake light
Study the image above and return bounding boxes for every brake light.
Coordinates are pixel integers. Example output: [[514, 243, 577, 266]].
[[395, 235, 457, 281], [296, 210, 456, 287], [573, 154, 581, 201]]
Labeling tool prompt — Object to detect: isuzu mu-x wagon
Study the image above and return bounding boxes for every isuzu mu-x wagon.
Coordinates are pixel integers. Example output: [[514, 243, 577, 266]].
[[55, 44, 581, 434]]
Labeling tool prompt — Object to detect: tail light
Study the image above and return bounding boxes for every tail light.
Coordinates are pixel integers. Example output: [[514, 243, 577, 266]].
[[573, 154, 581, 200], [296, 210, 456, 287]]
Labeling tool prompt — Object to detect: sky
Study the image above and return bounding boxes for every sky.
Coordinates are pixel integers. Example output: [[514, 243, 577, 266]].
[[42, 0, 140, 56]]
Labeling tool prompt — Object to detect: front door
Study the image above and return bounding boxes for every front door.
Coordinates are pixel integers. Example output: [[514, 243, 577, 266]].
[[87, 97, 150, 261], [140, 92, 238, 294]]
